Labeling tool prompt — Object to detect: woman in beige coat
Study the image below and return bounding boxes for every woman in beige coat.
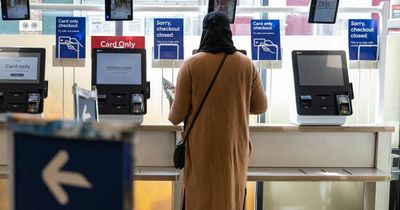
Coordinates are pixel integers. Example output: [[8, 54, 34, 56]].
[[169, 11, 268, 210]]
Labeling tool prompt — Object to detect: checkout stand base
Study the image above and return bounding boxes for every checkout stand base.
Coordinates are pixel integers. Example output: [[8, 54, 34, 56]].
[[291, 115, 347, 126], [0, 113, 43, 124], [99, 115, 144, 125]]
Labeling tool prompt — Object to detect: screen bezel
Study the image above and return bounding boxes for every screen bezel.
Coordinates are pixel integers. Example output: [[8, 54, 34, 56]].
[[1, 0, 30, 20], [74, 85, 99, 123], [105, 0, 133, 21], [0, 48, 45, 84], [292, 50, 349, 88], [92, 48, 146, 86], [208, 0, 238, 24], [308, 0, 340, 24]]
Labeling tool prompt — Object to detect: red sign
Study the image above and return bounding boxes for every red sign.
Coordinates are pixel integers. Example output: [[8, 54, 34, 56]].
[[91, 36, 145, 49]]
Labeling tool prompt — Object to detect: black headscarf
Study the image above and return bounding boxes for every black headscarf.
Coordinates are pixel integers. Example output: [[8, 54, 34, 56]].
[[198, 11, 237, 54]]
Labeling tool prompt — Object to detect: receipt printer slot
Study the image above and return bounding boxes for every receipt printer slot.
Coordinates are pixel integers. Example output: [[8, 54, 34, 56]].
[[300, 95, 312, 108], [336, 95, 352, 115], [27, 93, 41, 113], [111, 94, 128, 103], [98, 94, 107, 104]]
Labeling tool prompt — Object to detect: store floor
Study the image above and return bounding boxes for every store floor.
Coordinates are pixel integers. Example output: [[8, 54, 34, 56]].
[[0, 180, 255, 210]]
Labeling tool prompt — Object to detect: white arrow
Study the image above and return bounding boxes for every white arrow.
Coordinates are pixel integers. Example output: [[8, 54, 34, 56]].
[[82, 104, 91, 122], [42, 150, 93, 205]]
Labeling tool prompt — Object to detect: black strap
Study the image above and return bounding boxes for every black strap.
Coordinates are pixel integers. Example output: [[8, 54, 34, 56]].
[[182, 53, 228, 142]]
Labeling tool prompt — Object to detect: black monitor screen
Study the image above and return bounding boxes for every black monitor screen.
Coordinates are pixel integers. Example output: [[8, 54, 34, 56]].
[[96, 52, 142, 85], [1, 0, 30, 20], [297, 54, 344, 86], [0, 52, 41, 83], [105, 0, 133, 21], [208, 0, 237, 23], [308, 0, 339, 24]]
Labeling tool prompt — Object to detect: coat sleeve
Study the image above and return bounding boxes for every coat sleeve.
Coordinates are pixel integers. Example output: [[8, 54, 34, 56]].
[[250, 63, 268, 115], [168, 62, 192, 125]]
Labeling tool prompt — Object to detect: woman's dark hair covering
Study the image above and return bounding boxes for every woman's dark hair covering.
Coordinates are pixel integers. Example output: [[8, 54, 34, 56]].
[[198, 11, 237, 54]]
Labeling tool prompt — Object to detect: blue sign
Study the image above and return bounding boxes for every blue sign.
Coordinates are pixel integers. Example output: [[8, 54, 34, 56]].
[[154, 18, 184, 60], [251, 20, 281, 61], [56, 17, 86, 59], [348, 19, 378, 60], [13, 132, 132, 210]]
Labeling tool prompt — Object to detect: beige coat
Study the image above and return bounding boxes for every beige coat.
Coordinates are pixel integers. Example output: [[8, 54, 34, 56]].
[[169, 52, 267, 210]]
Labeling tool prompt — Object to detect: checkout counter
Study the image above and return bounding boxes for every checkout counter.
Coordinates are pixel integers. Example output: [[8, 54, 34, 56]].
[[0, 123, 394, 210]]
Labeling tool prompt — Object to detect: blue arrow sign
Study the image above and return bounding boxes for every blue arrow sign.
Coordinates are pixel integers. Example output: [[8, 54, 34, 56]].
[[154, 18, 184, 60], [56, 17, 86, 59], [250, 20, 281, 61], [13, 132, 132, 210], [348, 19, 378, 61]]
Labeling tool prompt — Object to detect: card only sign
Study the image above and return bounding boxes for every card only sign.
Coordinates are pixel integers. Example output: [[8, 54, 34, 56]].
[[250, 20, 281, 61], [56, 17, 86, 59]]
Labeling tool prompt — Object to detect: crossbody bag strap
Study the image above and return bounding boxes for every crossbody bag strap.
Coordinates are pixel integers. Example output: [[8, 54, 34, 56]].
[[183, 53, 228, 142]]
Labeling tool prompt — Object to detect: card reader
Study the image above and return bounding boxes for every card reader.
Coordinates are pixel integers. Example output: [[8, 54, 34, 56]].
[[336, 95, 352, 115], [27, 93, 41, 113], [131, 94, 144, 115]]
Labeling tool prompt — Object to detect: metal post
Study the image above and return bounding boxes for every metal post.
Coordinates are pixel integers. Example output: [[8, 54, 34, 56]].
[[375, 2, 390, 123]]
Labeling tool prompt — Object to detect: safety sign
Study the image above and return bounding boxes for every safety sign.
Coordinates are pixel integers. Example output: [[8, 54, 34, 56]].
[[154, 18, 184, 60], [250, 19, 281, 61], [56, 17, 86, 59]]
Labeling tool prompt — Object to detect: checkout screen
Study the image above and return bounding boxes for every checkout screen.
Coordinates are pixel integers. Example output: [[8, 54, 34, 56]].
[[96, 53, 142, 85], [211, 0, 236, 23], [313, 0, 338, 23], [0, 52, 39, 83], [298, 54, 344, 86]]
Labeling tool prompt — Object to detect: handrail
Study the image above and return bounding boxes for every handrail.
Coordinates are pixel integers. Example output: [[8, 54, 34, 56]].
[[29, 4, 382, 14]]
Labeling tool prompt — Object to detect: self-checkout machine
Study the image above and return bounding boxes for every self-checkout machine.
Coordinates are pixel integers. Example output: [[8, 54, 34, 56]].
[[250, 19, 283, 123], [0, 47, 48, 121], [153, 18, 184, 117], [290, 50, 354, 125], [92, 48, 150, 124], [289, 0, 355, 125]]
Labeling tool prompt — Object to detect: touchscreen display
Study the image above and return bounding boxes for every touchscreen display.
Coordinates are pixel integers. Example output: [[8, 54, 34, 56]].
[[208, 0, 237, 23], [96, 53, 142, 85], [1, 0, 30, 20], [298, 54, 344, 86], [105, 0, 133, 21], [0, 52, 40, 83], [309, 0, 339, 23]]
